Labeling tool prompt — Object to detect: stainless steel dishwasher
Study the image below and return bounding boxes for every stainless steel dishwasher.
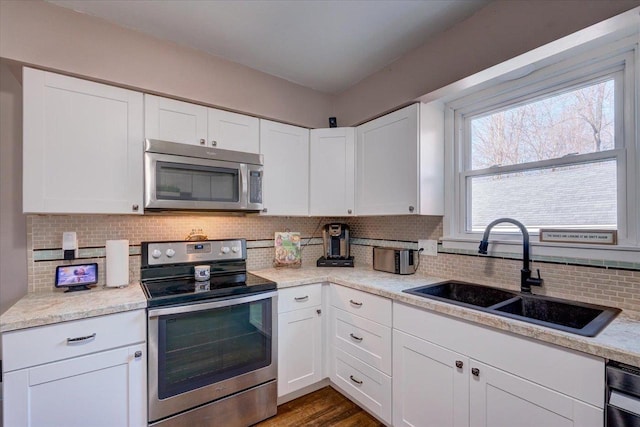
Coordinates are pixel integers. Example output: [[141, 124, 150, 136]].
[[606, 361, 640, 426]]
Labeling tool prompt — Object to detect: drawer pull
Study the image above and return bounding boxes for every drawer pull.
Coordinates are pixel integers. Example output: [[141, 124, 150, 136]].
[[294, 296, 309, 302], [349, 299, 363, 307], [349, 333, 363, 342], [66, 333, 96, 344], [350, 375, 363, 385]]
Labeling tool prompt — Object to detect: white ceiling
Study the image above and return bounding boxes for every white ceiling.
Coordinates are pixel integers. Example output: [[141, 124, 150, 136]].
[[48, 0, 490, 94]]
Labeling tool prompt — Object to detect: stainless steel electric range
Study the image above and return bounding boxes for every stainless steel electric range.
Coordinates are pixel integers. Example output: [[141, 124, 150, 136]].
[[140, 239, 277, 427]]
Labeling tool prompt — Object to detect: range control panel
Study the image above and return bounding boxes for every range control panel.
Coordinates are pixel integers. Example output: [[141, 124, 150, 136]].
[[145, 239, 246, 266]]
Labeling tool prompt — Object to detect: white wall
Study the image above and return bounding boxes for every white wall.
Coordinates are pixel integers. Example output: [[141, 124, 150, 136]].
[[0, 61, 27, 335]]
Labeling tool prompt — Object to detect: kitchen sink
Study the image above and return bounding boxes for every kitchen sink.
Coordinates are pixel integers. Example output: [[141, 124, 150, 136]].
[[403, 281, 620, 337], [404, 281, 517, 308], [493, 294, 620, 336]]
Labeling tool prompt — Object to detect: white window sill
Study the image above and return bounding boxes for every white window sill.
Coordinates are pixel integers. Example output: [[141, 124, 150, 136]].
[[441, 236, 640, 268]]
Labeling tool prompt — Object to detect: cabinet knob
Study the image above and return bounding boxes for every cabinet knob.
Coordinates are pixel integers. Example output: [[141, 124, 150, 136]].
[[134, 350, 143, 359], [347, 209, 352, 214], [211, 140, 217, 146], [132, 204, 139, 212], [200, 138, 206, 145], [262, 208, 268, 213], [316, 309, 322, 315], [409, 205, 415, 213], [455, 360, 463, 369], [472, 368, 480, 377]]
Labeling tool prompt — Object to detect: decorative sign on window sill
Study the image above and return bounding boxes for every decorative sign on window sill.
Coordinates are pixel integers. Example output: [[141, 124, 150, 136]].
[[539, 229, 617, 245]]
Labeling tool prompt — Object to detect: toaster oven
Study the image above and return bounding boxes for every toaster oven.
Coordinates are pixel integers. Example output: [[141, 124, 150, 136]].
[[373, 247, 417, 275]]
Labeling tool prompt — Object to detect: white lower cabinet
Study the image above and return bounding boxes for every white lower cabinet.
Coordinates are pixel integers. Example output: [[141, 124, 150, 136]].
[[277, 284, 324, 397], [393, 330, 469, 427], [393, 302, 604, 427], [333, 347, 392, 423], [4, 344, 146, 427], [329, 285, 392, 424], [469, 361, 603, 427], [2, 310, 147, 427]]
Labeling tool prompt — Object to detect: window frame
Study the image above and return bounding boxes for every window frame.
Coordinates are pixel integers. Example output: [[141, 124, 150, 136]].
[[442, 37, 639, 261]]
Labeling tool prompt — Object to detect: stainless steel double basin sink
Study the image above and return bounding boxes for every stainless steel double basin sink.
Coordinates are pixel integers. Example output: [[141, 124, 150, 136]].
[[403, 281, 620, 336]]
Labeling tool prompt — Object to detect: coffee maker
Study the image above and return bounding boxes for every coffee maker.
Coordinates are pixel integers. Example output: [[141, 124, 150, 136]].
[[317, 223, 354, 267]]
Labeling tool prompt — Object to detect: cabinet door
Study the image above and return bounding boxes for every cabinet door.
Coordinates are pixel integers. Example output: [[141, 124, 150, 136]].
[[144, 94, 207, 146], [469, 361, 603, 427], [393, 329, 469, 427], [207, 108, 259, 153], [356, 104, 418, 215], [3, 344, 146, 427], [309, 128, 355, 216], [259, 120, 310, 216], [277, 306, 323, 397], [23, 68, 143, 214]]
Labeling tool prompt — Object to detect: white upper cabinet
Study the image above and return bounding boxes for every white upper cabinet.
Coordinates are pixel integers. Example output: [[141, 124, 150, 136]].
[[208, 108, 259, 153], [355, 102, 444, 216], [23, 68, 144, 214], [259, 119, 310, 216], [145, 95, 259, 152], [309, 128, 355, 216], [144, 94, 208, 146]]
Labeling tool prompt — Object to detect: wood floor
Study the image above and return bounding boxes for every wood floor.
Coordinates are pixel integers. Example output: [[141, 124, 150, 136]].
[[254, 386, 384, 427]]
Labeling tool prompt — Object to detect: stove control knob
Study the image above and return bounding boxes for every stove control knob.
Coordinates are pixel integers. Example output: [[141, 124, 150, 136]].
[[221, 246, 230, 254], [151, 249, 162, 259], [165, 249, 176, 258], [231, 246, 240, 253]]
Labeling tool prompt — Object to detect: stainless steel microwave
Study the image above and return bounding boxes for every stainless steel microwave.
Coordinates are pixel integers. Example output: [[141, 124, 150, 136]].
[[144, 139, 263, 212]]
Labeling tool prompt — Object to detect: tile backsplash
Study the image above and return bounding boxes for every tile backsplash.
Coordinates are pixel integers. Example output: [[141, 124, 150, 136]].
[[27, 214, 639, 312]]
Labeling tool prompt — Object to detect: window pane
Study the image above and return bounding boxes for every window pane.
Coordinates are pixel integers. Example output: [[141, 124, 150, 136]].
[[470, 79, 615, 170], [468, 160, 617, 232]]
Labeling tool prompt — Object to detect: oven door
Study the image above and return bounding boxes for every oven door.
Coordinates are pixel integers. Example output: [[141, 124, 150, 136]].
[[144, 151, 263, 211], [147, 292, 277, 423]]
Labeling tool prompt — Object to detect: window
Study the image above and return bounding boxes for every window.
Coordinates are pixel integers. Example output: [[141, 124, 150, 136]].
[[445, 41, 638, 256], [466, 76, 620, 233]]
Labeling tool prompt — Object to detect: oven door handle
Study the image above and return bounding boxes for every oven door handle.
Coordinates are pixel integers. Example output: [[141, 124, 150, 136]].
[[148, 291, 278, 318]]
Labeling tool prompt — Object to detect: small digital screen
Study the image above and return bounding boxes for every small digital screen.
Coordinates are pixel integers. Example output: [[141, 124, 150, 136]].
[[55, 263, 98, 287], [195, 244, 204, 250]]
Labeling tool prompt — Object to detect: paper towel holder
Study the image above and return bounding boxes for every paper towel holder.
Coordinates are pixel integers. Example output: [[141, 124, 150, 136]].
[[106, 239, 130, 288]]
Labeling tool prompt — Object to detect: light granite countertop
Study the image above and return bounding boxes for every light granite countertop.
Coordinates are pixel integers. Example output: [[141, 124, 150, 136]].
[[0, 284, 147, 333], [252, 266, 640, 367]]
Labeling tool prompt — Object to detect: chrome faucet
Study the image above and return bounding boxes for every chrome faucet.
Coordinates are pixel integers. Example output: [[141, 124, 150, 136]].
[[478, 218, 543, 294]]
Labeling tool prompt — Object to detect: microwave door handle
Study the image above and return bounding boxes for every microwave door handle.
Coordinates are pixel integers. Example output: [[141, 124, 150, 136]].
[[240, 163, 248, 209]]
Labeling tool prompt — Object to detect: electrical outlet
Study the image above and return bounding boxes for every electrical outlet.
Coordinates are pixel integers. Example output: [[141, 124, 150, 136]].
[[418, 239, 438, 256]]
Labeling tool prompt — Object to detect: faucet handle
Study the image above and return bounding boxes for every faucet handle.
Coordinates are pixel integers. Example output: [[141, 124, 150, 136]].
[[529, 269, 543, 287]]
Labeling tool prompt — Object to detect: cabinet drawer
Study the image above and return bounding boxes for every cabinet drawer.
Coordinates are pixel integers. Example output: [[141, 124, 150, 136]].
[[2, 310, 146, 372], [332, 347, 392, 424], [278, 283, 322, 313], [332, 307, 391, 375], [330, 284, 391, 326]]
